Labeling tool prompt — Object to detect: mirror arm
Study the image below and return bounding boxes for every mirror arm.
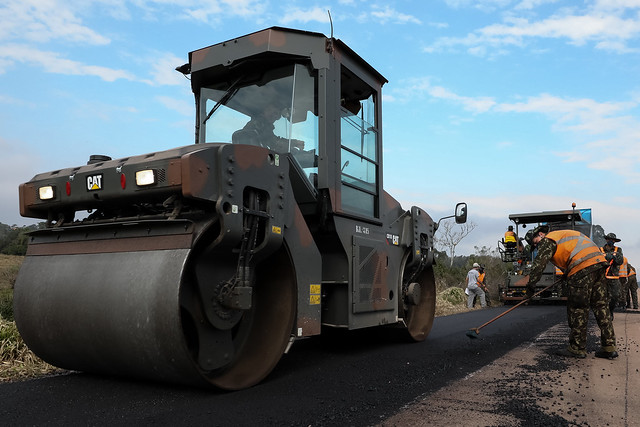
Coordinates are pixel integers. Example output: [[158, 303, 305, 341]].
[[434, 214, 455, 231]]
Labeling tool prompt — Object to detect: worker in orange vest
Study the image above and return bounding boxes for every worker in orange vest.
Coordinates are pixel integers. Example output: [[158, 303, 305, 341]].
[[504, 225, 517, 249], [525, 226, 617, 360]]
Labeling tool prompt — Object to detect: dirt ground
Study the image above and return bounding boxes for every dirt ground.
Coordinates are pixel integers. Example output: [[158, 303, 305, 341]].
[[380, 309, 640, 427]]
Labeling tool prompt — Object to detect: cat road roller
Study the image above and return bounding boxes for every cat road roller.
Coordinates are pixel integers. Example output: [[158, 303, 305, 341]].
[[15, 27, 467, 390]]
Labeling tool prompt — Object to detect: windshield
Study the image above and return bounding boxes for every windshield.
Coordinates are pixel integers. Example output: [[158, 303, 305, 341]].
[[198, 63, 318, 178]]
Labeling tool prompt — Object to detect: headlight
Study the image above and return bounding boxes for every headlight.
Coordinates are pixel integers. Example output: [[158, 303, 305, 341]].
[[135, 169, 156, 186], [38, 185, 55, 200]]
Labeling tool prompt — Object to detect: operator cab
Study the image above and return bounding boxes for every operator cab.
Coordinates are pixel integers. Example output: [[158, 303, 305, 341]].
[[188, 27, 386, 221]]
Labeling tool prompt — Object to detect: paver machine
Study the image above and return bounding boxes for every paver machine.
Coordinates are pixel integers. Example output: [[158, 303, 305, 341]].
[[498, 206, 592, 303], [14, 27, 467, 389]]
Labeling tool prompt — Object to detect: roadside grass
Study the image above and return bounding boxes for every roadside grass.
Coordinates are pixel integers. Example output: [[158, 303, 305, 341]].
[[0, 254, 22, 291], [435, 286, 470, 316], [0, 255, 62, 382]]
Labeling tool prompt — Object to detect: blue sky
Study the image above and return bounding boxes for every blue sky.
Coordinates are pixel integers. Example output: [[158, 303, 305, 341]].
[[1, 0, 639, 263]]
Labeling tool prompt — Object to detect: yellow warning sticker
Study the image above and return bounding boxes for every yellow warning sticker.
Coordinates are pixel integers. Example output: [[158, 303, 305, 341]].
[[309, 284, 321, 305], [272, 225, 282, 234]]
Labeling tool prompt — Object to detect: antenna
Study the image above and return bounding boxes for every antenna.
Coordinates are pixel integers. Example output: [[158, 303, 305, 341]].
[[326, 10, 334, 53]]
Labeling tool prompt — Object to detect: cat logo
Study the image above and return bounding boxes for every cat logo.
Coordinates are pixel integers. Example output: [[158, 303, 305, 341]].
[[86, 174, 103, 191]]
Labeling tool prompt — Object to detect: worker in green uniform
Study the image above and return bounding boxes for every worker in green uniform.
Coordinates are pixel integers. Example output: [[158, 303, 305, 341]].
[[600, 233, 624, 317], [524, 226, 617, 359], [626, 264, 638, 309]]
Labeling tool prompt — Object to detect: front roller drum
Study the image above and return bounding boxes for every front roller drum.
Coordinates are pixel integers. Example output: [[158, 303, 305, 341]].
[[14, 245, 296, 389]]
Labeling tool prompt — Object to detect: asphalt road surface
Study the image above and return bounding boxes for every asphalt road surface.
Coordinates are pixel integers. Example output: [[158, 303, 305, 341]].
[[0, 305, 566, 426]]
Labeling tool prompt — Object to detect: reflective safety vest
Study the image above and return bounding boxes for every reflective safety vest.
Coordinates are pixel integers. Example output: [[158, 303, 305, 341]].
[[601, 246, 621, 279], [504, 231, 516, 243], [630, 265, 636, 278], [545, 230, 607, 277], [619, 257, 629, 278], [478, 272, 486, 286]]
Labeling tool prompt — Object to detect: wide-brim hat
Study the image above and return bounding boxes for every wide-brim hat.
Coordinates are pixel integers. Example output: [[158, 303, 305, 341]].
[[604, 232, 621, 242]]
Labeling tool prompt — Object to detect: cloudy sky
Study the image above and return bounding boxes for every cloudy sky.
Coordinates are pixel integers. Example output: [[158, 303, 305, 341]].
[[1, 0, 639, 263]]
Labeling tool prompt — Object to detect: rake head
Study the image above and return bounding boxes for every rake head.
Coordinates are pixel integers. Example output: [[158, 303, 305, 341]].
[[466, 328, 480, 339]]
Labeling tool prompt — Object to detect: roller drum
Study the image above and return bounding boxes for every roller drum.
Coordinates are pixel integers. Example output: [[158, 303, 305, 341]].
[[13, 248, 207, 386]]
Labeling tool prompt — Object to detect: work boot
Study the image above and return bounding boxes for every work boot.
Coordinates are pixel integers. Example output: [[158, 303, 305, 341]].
[[595, 350, 619, 360], [555, 348, 586, 359]]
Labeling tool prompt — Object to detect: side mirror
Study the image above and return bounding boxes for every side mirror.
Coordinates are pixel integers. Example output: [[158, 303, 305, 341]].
[[435, 202, 468, 231], [455, 202, 467, 224]]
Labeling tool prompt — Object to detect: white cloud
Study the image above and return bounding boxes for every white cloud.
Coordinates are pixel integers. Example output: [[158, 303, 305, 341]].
[[593, 0, 640, 11], [182, 0, 267, 24], [0, 0, 110, 45], [480, 14, 640, 46], [498, 95, 640, 180], [155, 95, 193, 116], [389, 79, 640, 181], [0, 44, 135, 81], [370, 6, 421, 24], [426, 3, 640, 54], [148, 53, 189, 86], [514, 0, 560, 10], [444, 0, 513, 12], [280, 7, 332, 25], [387, 77, 496, 113]]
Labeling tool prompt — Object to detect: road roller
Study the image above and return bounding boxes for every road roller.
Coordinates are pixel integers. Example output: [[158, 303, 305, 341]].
[[15, 27, 467, 390]]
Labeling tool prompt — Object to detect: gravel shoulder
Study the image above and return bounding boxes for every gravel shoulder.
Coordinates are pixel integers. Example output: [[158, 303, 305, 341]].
[[380, 309, 640, 427]]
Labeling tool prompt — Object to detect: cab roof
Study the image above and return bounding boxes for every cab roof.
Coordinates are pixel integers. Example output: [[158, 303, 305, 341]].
[[508, 210, 584, 225]]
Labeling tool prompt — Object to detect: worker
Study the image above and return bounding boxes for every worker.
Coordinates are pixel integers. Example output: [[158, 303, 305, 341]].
[[504, 225, 517, 249], [600, 232, 624, 317], [473, 266, 492, 307], [236, 104, 305, 152], [618, 256, 629, 310], [524, 226, 617, 359], [626, 264, 638, 310], [465, 262, 486, 309]]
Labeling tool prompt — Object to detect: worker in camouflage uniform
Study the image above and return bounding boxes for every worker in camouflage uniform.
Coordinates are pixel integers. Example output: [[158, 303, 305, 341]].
[[600, 232, 624, 316], [525, 226, 617, 359], [626, 264, 638, 310], [619, 256, 629, 310]]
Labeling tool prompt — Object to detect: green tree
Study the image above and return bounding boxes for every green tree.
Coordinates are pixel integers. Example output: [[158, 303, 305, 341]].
[[0, 223, 40, 255]]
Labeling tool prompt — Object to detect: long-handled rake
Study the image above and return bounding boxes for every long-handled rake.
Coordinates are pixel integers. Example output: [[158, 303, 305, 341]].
[[465, 282, 557, 339]]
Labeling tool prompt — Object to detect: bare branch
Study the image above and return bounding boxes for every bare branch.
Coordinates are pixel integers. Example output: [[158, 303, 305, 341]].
[[434, 220, 477, 267]]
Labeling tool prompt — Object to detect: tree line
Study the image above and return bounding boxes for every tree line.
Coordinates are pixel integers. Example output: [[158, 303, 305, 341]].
[[0, 223, 43, 255]]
